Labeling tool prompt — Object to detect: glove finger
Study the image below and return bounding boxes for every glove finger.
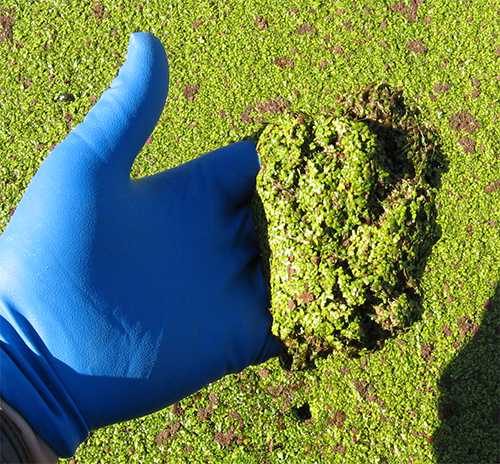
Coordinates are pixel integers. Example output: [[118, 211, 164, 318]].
[[50, 32, 169, 180]]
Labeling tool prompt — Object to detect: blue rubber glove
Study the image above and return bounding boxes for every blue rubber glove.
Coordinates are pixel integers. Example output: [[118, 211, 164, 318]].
[[0, 32, 280, 458]]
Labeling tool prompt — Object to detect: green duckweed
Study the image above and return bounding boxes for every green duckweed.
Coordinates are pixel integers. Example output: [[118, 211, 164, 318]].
[[254, 85, 444, 368]]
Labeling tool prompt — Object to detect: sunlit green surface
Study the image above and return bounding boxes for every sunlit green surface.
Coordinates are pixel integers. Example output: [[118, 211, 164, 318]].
[[0, 1, 498, 462]]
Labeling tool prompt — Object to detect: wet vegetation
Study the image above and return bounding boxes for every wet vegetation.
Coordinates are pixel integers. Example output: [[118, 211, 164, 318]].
[[0, 1, 498, 463], [254, 85, 445, 368]]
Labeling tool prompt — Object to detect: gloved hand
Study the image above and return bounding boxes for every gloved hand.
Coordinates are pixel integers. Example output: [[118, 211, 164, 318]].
[[0, 32, 280, 458]]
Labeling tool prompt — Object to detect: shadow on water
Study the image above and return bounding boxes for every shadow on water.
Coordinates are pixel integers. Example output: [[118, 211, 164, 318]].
[[433, 282, 500, 464]]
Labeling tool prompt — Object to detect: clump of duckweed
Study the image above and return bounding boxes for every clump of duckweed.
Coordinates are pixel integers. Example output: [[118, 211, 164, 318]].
[[254, 84, 443, 369]]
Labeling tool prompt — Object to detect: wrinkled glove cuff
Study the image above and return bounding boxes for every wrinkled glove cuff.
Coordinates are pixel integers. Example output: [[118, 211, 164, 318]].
[[0, 407, 33, 464]]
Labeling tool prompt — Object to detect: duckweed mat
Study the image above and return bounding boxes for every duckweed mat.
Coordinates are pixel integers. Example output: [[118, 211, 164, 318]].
[[1, 1, 499, 463], [254, 85, 444, 368]]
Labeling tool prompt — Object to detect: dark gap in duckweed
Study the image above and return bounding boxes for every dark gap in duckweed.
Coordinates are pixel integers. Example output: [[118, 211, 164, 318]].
[[291, 403, 312, 423], [252, 84, 447, 369], [55, 93, 75, 103]]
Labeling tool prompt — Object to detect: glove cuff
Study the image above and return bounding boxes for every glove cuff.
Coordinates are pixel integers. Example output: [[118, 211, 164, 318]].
[[0, 406, 33, 464]]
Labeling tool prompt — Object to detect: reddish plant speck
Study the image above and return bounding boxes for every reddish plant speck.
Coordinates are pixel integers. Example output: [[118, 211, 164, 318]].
[[198, 406, 213, 421], [299, 291, 314, 304], [182, 84, 199, 100], [433, 83, 451, 94], [296, 21, 316, 35], [92, 2, 104, 19], [330, 45, 345, 54], [449, 110, 480, 134], [258, 368, 269, 378], [332, 444, 346, 454], [390, 1, 421, 22], [459, 136, 476, 154], [274, 57, 294, 68], [240, 112, 252, 124], [407, 39, 426, 56], [155, 422, 181, 445], [214, 429, 236, 446], [254, 97, 291, 114], [0, 14, 15, 43], [208, 392, 219, 406], [485, 180, 499, 193], [254, 16, 268, 30], [191, 19, 203, 30]]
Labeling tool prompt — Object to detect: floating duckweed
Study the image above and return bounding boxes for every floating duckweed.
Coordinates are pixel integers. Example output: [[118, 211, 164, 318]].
[[254, 84, 443, 369]]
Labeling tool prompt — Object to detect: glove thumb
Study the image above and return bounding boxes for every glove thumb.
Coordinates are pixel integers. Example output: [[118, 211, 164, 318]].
[[51, 32, 169, 179]]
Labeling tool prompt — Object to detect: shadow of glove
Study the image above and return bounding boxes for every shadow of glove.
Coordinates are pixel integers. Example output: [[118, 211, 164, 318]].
[[0, 32, 281, 458]]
